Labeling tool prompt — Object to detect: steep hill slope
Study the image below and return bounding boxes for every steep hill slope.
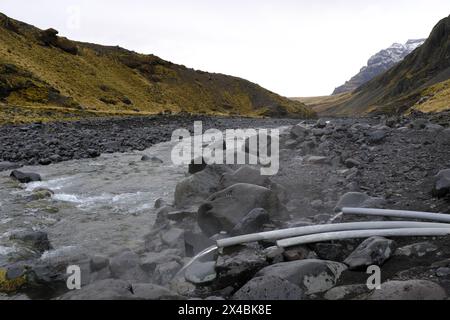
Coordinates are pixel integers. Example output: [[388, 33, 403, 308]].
[[324, 14, 450, 116], [0, 13, 314, 124], [332, 39, 425, 95]]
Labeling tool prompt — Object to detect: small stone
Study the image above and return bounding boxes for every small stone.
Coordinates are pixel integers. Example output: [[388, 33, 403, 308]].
[[10, 170, 41, 183]]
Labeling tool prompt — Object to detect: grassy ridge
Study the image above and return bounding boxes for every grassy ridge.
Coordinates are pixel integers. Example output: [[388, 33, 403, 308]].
[[0, 13, 315, 124]]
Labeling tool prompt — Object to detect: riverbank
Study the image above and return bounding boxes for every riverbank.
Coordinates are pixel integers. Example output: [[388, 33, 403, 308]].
[[0, 115, 303, 167]]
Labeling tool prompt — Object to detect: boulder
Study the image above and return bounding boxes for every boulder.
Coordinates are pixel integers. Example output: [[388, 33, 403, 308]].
[[215, 244, 268, 289], [230, 208, 271, 236], [152, 261, 182, 286], [220, 166, 270, 189], [10, 170, 41, 183], [233, 275, 304, 300], [256, 259, 347, 295], [433, 169, 450, 197], [290, 124, 309, 140], [334, 192, 386, 212], [197, 183, 282, 237], [141, 249, 183, 273], [365, 280, 447, 300], [10, 231, 52, 253], [344, 237, 396, 270], [174, 165, 231, 208], [394, 242, 438, 258], [160, 227, 185, 254], [109, 250, 149, 283]]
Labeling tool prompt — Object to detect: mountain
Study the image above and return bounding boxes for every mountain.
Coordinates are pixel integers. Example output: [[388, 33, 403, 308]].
[[333, 39, 425, 95], [308, 14, 450, 116], [0, 13, 315, 124]]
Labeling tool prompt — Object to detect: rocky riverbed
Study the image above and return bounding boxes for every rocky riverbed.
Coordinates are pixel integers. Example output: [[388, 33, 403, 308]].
[[1, 111, 450, 300]]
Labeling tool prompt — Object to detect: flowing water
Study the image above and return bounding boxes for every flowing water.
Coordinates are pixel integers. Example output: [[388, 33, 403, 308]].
[[0, 139, 189, 260], [0, 125, 288, 265]]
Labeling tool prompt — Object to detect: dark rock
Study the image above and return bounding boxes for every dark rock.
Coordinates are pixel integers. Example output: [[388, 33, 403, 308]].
[[345, 158, 361, 168], [152, 260, 182, 285], [220, 166, 270, 189], [215, 244, 268, 289], [230, 208, 271, 236], [109, 250, 149, 283], [198, 183, 282, 237], [174, 165, 231, 208], [39, 158, 51, 166], [233, 275, 304, 300], [344, 237, 396, 270], [189, 157, 207, 174], [154, 198, 167, 209], [334, 192, 386, 212], [367, 130, 387, 144], [90, 256, 110, 272], [433, 169, 450, 197], [141, 249, 183, 274], [10, 231, 52, 253], [10, 170, 41, 183], [283, 245, 314, 262]]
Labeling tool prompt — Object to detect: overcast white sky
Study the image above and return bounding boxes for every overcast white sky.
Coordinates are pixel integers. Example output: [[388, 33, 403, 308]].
[[0, 1, 448, 97]]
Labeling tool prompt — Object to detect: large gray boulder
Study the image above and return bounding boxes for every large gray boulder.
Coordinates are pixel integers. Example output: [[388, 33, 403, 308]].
[[220, 166, 270, 189], [174, 165, 231, 208], [344, 237, 396, 270], [197, 183, 282, 236], [365, 280, 447, 300], [433, 169, 450, 197], [335, 192, 386, 212], [256, 259, 347, 295], [233, 275, 304, 300]]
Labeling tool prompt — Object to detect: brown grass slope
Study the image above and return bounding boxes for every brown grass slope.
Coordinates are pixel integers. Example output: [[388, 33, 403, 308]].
[[0, 13, 315, 124], [315, 14, 450, 117]]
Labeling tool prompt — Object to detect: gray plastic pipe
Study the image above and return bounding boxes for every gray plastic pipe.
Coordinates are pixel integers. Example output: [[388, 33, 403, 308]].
[[342, 207, 450, 223], [277, 227, 450, 247], [215, 221, 450, 248]]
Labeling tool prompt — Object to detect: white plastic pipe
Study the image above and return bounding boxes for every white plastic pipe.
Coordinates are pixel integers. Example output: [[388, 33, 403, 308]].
[[277, 228, 450, 248], [216, 221, 450, 248], [342, 207, 450, 223]]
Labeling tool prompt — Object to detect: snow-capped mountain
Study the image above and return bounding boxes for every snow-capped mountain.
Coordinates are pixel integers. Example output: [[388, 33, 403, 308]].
[[333, 39, 426, 95]]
